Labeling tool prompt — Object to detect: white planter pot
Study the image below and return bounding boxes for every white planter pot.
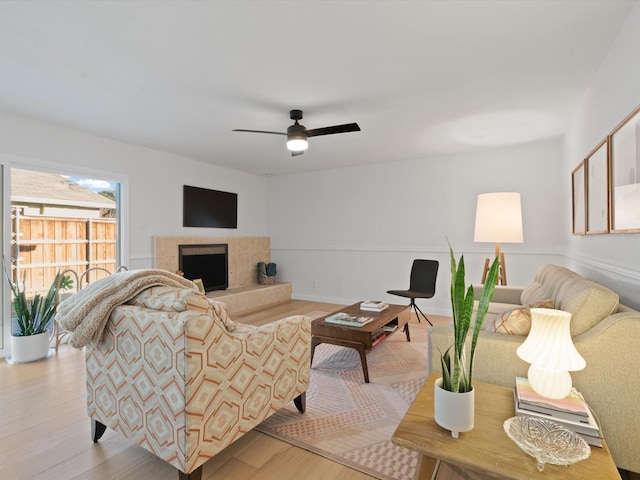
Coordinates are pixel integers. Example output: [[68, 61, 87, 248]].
[[8, 331, 52, 364], [434, 377, 475, 438]]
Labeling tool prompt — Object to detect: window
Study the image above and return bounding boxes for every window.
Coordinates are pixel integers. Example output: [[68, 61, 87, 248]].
[[9, 168, 122, 296]]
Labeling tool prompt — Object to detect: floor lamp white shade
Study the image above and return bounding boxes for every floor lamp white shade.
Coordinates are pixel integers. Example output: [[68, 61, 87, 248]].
[[516, 308, 586, 399], [473, 192, 523, 243], [474, 192, 523, 285]]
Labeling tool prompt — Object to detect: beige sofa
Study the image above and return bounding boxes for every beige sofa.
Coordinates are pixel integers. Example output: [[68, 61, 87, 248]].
[[428, 264, 640, 473]]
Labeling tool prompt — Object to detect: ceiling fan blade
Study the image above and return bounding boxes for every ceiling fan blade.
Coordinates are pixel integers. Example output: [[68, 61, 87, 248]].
[[232, 129, 286, 135], [306, 123, 361, 137], [291, 150, 305, 157]]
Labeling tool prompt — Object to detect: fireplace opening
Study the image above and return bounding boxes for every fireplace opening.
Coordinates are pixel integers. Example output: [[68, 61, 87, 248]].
[[179, 243, 228, 292]]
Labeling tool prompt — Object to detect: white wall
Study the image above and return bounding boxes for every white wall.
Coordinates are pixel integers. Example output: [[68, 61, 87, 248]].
[[0, 111, 269, 268], [563, 3, 640, 309], [267, 140, 565, 315]]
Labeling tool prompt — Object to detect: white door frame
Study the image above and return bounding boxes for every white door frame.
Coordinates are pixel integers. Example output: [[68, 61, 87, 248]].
[[0, 153, 128, 358]]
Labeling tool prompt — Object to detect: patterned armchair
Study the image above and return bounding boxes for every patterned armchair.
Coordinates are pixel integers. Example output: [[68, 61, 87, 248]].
[[87, 286, 311, 480]]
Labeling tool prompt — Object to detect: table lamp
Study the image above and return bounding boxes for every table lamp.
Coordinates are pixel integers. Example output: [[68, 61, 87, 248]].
[[516, 308, 586, 399], [474, 192, 523, 285]]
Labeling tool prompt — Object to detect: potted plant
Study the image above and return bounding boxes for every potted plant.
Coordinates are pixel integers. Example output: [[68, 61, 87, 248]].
[[434, 245, 499, 437], [4, 266, 62, 363]]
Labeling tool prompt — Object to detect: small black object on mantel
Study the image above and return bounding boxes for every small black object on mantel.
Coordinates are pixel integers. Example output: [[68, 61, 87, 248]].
[[257, 262, 277, 285]]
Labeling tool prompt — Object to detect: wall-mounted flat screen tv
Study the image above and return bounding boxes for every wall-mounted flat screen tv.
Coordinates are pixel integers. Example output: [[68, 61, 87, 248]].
[[183, 185, 238, 228]]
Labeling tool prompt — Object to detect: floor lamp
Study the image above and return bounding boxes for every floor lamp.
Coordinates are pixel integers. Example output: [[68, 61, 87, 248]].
[[474, 192, 523, 285]]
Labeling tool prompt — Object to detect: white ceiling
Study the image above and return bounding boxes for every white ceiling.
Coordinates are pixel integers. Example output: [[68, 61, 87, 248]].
[[0, 1, 635, 175]]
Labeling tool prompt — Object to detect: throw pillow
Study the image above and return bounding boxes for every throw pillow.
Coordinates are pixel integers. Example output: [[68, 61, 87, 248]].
[[208, 299, 237, 332], [492, 298, 555, 335]]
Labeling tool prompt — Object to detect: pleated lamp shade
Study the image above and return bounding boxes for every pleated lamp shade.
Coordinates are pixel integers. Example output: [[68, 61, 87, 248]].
[[516, 308, 586, 399]]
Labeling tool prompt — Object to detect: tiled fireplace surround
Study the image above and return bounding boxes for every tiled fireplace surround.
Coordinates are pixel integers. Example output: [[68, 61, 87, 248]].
[[153, 236, 291, 313]]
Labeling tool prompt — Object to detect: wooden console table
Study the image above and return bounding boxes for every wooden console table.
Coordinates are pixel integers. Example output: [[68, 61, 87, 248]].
[[392, 373, 620, 479], [311, 303, 410, 383]]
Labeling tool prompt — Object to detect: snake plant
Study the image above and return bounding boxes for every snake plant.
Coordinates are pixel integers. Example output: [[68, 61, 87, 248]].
[[4, 267, 62, 336], [440, 244, 499, 393]]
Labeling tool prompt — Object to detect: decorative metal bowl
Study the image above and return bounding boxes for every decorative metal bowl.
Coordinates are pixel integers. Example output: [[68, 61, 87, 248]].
[[503, 416, 591, 472]]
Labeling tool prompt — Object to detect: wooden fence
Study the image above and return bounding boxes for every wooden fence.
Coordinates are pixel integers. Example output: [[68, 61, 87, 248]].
[[10, 208, 117, 296]]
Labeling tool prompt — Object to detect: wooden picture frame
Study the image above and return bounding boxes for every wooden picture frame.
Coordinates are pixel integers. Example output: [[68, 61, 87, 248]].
[[609, 104, 640, 233], [572, 161, 586, 235], [193, 278, 205, 293], [585, 138, 609, 234]]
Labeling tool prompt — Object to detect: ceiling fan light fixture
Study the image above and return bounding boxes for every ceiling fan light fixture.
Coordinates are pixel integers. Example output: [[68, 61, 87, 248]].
[[287, 122, 308, 152], [287, 137, 308, 152], [233, 109, 360, 155]]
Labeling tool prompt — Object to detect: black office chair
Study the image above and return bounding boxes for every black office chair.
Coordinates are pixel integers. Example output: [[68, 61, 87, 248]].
[[387, 259, 439, 326]]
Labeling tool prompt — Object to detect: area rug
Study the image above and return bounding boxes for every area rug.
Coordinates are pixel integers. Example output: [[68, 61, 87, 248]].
[[256, 320, 431, 480]]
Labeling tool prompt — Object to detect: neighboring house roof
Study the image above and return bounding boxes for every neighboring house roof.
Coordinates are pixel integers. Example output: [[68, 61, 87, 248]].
[[11, 169, 115, 209]]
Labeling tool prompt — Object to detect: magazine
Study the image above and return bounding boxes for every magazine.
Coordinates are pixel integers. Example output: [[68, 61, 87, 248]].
[[325, 312, 375, 327]]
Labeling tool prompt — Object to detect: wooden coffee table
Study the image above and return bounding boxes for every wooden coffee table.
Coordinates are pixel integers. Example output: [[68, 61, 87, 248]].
[[311, 303, 411, 383], [392, 372, 620, 479]]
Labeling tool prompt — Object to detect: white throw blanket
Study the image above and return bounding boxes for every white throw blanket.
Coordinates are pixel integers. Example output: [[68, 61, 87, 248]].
[[56, 269, 196, 349]]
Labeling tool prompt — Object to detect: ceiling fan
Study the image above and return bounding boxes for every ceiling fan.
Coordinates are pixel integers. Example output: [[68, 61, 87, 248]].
[[233, 109, 361, 156]]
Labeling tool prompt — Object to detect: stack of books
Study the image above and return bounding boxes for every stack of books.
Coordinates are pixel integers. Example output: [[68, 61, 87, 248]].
[[514, 376, 603, 447], [360, 300, 389, 312], [325, 312, 374, 327], [371, 330, 387, 347]]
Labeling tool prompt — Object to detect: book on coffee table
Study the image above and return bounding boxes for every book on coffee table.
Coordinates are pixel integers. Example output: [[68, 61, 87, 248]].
[[371, 331, 387, 347], [325, 312, 375, 327], [360, 300, 389, 312]]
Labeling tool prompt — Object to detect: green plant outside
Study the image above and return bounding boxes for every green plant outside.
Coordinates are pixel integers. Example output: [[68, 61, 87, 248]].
[[3, 267, 61, 336], [59, 274, 74, 291], [440, 244, 500, 393]]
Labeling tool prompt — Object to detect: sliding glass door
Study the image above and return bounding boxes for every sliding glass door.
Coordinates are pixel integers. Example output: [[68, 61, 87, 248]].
[[0, 161, 124, 358], [0, 163, 6, 356]]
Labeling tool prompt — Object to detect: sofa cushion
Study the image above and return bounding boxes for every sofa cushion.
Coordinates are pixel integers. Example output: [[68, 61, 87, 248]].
[[474, 300, 522, 330], [490, 298, 555, 335], [520, 265, 619, 336]]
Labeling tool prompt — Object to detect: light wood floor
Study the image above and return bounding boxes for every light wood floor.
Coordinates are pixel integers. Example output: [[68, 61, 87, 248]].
[[0, 300, 450, 480]]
